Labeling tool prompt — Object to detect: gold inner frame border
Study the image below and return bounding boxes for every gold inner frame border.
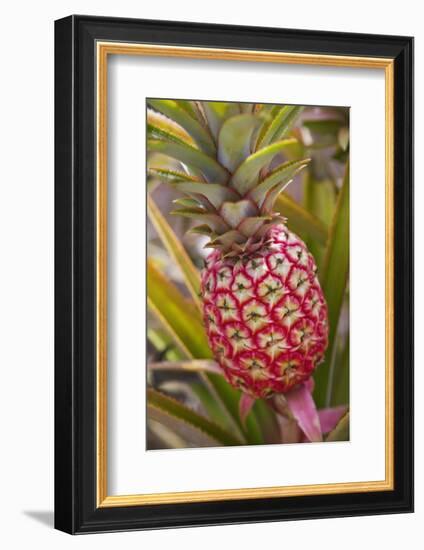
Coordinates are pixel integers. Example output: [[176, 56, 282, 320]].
[[96, 42, 394, 508]]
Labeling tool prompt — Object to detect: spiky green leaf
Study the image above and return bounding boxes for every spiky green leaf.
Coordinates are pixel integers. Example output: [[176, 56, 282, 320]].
[[147, 108, 196, 146], [171, 208, 230, 233], [148, 139, 228, 183], [148, 99, 216, 156], [148, 167, 200, 184], [256, 105, 304, 150], [232, 139, 297, 195], [250, 158, 310, 208], [174, 182, 240, 209], [237, 216, 271, 237], [201, 101, 241, 140], [218, 114, 262, 172]]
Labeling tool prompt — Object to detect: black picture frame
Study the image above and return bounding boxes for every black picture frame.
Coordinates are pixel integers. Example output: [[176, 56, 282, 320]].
[[55, 15, 414, 534]]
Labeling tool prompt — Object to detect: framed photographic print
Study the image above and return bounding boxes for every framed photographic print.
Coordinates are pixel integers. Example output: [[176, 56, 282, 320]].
[[54, 15, 414, 534]]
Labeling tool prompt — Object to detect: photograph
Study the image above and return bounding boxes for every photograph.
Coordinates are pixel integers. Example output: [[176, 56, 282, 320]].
[[146, 100, 350, 449]]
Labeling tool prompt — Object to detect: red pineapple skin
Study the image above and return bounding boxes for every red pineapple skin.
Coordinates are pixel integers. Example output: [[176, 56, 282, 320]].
[[201, 225, 329, 399]]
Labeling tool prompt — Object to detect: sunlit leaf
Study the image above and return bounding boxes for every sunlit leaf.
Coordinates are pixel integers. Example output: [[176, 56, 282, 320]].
[[147, 108, 195, 146], [147, 328, 185, 362], [148, 195, 202, 310], [147, 259, 209, 358], [148, 99, 216, 156]]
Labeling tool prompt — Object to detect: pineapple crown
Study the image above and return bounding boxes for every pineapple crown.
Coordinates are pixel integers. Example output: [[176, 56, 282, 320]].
[[147, 100, 310, 258]]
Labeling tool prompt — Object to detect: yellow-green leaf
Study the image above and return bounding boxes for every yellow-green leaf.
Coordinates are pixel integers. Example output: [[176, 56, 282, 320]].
[[148, 99, 216, 156], [147, 259, 210, 358], [148, 195, 201, 310], [148, 139, 228, 184]]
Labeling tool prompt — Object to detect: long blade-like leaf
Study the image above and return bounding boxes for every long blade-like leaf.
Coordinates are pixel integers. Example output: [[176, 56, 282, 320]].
[[173, 181, 240, 209], [249, 158, 310, 208], [147, 389, 242, 446], [148, 195, 202, 310], [148, 99, 216, 156], [148, 359, 222, 375], [147, 108, 195, 146], [274, 192, 328, 246], [147, 259, 209, 358], [148, 139, 228, 183], [313, 163, 350, 408], [256, 105, 304, 149], [303, 176, 336, 272], [148, 167, 200, 184]]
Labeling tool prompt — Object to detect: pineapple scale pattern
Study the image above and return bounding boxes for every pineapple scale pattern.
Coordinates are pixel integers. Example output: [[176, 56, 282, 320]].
[[201, 226, 329, 398]]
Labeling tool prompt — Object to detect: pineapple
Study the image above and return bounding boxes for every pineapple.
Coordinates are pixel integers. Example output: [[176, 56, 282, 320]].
[[147, 100, 328, 399]]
